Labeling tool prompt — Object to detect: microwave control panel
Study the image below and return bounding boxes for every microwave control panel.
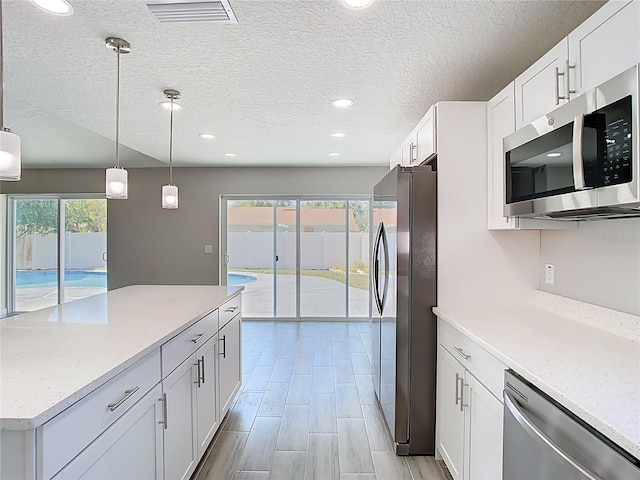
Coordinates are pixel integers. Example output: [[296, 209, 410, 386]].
[[599, 95, 632, 187]]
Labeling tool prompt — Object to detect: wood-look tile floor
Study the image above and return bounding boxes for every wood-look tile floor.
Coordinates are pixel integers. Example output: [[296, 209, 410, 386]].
[[193, 321, 452, 480]]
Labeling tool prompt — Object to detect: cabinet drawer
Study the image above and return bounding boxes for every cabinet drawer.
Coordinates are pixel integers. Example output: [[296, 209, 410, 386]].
[[161, 309, 218, 378], [219, 295, 241, 330], [438, 319, 506, 400], [40, 349, 161, 480]]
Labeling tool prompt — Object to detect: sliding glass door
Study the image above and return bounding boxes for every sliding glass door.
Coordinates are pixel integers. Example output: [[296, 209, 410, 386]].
[[8, 196, 107, 313], [221, 196, 371, 320]]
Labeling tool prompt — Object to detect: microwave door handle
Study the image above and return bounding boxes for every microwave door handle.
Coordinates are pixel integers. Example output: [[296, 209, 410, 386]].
[[572, 114, 586, 190]]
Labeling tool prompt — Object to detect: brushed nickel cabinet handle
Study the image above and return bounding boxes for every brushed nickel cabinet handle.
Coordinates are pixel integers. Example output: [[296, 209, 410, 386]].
[[454, 346, 471, 360], [107, 386, 139, 412], [566, 59, 576, 98], [220, 335, 226, 359], [225, 306, 238, 313], [555, 66, 565, 105], [460, 380, 468, 412], [455, 373, 461, 405], [200, 356, 205, 384], [194, 360, 202, 387], [191, 333, 204, 344], [158, 393, 168, 429]]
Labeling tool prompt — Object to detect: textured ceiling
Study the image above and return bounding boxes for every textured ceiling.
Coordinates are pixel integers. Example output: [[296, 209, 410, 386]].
[[4, 0, 605, 168]]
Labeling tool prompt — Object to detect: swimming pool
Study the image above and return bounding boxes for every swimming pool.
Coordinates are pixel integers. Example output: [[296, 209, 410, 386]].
[[16, 270, 107, 288], [228, 273, 257, 285]]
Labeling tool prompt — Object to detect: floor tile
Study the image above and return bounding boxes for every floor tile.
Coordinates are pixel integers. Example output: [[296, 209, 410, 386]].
[[361, 404, 393, 452], [348, 337, 366, 354], [333, 362, 356, 384], [340, 475, 377, 480], [355, 375, 376, 405], [350, 353, 371, 375], [278, 342, 300, 359], [233, 472, 270, 480], [314, 347, 333, 367], [243, 353, 261, 374], [294, 351, 315, 374], [275, 404, 310, 451], [337, 418, 374, 474], [270, 451, 306, 480], [239, 417, 282, 471], [305, 434, 340, 480], [244, 365, 274, 391], [406, 456, 453, 480], [315, 332, 332, 347], [195, 431, 248, 480], [286, 375, 313, 405], [312, 366, 335, 394], [270, 358, 295, 383], [223, 392, 264, 432], [257, 346, 281, 366], [335, 383, 363, 417], [309, 393, 337, 433], [331, 342, 351, 360], [257, 383, 289, 417], [371, 451, 412, 480]]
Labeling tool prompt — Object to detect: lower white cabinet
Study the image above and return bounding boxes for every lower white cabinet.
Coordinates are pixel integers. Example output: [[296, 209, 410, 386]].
[[53, 384, 164, 479], [436, 320, 505, 480], [196, 334, 220, 458], [218, 314, 242, 418]]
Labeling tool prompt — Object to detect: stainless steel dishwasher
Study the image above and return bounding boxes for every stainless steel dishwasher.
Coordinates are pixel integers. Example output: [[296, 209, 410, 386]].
[[503, 370, 640, 480]]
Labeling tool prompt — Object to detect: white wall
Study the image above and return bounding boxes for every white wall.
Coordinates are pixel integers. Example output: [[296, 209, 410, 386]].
[[540, 219, 640, 315], [437, 102, 541, 308]]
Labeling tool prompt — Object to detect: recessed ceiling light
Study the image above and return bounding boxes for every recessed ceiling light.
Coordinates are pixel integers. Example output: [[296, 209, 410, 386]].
[[224, 153, 236, 157], [331, 98, 354, 108], [160, 100, 182, 111], [30, 0, 74, 15], [547, 152, 562, 157], [330, 132, 346, 138], [199, 133, 215, 139], [329, 152, 341, 157], [341, 0, 373, 9]]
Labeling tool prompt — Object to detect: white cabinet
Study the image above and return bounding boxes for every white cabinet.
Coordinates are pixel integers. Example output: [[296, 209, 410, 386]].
[[218, 313, 242, 419], [195, 334, 220, 458], [53, 384, 164, 480], [415, 104, 437, 164], [436, 345, 466, 480], [487, 82, 518, 230], [515, 39, 569, 130], [436, 319, 506, 480], [514, 1, 638, 130], [162, 355, 198, 480], [401, 137, 416, 167], [568, 0, 640, 95]]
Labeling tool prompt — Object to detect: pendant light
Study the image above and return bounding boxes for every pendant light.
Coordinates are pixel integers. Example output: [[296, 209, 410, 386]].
[[105, 37, 130, 199], [161, 89, 180, 209], [0, 0, 21, 181]]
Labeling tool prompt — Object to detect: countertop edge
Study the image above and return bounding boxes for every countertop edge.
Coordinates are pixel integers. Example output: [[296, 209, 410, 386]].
[[432, 306, 640, 460], [0, 286, 244, 431]]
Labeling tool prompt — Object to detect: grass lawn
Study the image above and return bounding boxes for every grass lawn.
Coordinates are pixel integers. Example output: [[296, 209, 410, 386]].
[[234, 268, 369, 290]]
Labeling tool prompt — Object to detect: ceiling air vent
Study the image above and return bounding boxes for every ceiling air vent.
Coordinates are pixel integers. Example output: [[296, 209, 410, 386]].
[[145, 0, 237, 24]]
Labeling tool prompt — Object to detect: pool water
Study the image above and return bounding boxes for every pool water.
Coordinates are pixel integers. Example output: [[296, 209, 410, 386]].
[[228, 273, 257, 285], [17, 270, 107, 288]]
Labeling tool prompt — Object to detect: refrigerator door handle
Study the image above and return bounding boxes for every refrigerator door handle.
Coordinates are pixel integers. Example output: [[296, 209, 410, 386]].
[[372, 222, 383, 315], [380, 222, 389, 312]]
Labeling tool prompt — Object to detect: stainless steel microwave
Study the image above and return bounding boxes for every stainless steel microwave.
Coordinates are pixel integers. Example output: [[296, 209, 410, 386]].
[[504, 64, 639, 220]]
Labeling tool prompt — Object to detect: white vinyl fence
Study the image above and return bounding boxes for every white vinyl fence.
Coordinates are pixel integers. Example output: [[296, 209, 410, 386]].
[[16, 233, 107, 270], [228, 231, 370, 270]]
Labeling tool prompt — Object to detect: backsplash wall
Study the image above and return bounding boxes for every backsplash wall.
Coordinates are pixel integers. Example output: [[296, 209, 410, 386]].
[[539, 218, 640, 315]]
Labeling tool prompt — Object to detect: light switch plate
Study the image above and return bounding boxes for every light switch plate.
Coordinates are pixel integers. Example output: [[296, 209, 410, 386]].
[[545, 264, 555, 285], [204, 244, 213, 254]]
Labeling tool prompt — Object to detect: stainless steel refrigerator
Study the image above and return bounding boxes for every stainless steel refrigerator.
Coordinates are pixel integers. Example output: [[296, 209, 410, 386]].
[[372, 164, 437, 455]]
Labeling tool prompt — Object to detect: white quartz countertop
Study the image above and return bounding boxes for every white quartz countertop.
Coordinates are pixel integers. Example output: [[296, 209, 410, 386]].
[[434, 305, 640, 459], [0, 285, 243, 430]]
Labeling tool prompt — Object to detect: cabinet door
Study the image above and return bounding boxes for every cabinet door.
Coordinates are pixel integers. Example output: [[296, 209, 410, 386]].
[[487, 83, 518, 230], [569, 0, 640, 95], [218, 314, 242, 419], [195, 335, 219, 458], [400, 137, 416, 166], [436, 345, 466, 480], [415, 105, 436, 164], [464, 373, 504, 480], [515, 39, 569, 129], [163, 357, 198, 480], [53, 384, 164, 480]]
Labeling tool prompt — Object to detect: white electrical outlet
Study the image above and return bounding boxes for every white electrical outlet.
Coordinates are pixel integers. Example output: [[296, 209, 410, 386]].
[[545, 264, 555, 285]]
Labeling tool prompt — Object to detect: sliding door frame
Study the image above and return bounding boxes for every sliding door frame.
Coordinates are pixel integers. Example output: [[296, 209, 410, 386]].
[[220, 194, 373, 321]]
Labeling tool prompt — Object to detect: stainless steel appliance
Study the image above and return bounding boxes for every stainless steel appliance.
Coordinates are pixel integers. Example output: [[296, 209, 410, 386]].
[[372, 165, 437, 455], [504, 64, 639, 220], [503, 370, 640, 479]]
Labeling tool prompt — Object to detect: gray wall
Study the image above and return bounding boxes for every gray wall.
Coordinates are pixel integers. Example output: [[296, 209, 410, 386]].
[[539, 219, 640, 315], [2, 167, 386, 290]]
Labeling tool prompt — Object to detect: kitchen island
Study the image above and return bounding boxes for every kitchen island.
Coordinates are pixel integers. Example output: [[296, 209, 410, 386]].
[[1, 285, 243, 479]]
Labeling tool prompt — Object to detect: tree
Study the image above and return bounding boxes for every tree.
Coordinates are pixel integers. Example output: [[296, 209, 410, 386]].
[[15, 199, 107, 237]]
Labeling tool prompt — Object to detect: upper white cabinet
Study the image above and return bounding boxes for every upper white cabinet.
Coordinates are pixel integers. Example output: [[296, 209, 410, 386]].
[[414, 105, 437, 165], [568, 0, 640, 95], [515, 0, 639, 130], [515, 39, 570, 130], [487, 82, 518, 230]]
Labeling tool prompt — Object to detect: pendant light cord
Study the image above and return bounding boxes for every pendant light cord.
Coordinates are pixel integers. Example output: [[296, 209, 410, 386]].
[[169, 96, 174, 185], [115, 45, 121, 168], [0, 0, 5, 130]]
